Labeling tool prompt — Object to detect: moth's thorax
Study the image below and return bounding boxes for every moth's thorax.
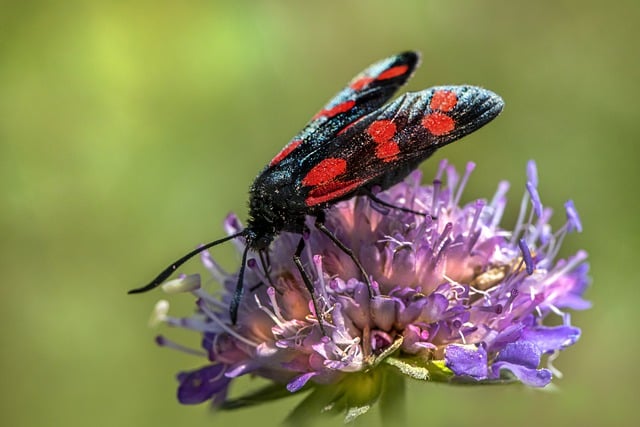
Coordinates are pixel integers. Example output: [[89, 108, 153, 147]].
[[248, 167, 310, 236]]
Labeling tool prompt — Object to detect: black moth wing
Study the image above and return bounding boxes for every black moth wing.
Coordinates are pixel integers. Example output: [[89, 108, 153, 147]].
[[266, 51, 420, 170], [296, 85, 504, 208]]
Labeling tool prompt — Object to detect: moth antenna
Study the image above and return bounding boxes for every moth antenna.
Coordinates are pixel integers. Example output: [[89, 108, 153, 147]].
[[229, 243, 250, 324], [128, 230, 246, 294]]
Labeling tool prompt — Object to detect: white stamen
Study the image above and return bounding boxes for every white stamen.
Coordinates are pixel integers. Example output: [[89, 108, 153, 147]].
[[435, 223, 452, 255], [200, 250, 228, 283], [547, 350, 563, 379], [313, 255, 328, 299], [453, 162, 475, 207], [254, 293, 281, 326], [442, 273, 458, 285], [149, 300, 170, 327], [379, 235, 413, 247], [490, 180, 510, 209], [538, 229, 558, 261], [413, 195, 429, 213], [469, 200, 484, 235], [267, 287, 285, 321], [431, 180, 442, 220], [161, 274, 201, 294], [490, 197, 507, 230], [446, 165, 459, 201], [435, 159, 448, 181], [526, 207, 552, 246], [547, 226, 568, 262], [511, 189, 530, 244], [446, 280, 467, 302], [197, 302, 258, 347], [548, 303, 564, 317], [542, 250, 588, 291], [193, 288, 227, 310], [469, 287, 492, 303], [457, 329, 467, 344], [156, 336, 207, 357], [163, 315, 220, 332]]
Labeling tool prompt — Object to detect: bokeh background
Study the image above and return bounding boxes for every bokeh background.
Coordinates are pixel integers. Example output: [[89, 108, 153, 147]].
[[1, 1, 638, 426]]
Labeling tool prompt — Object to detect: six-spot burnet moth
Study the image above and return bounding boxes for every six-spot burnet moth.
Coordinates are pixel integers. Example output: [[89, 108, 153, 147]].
[[129, 51, 504, 327]]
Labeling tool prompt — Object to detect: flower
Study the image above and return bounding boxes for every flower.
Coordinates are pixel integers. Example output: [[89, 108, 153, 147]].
[[149, 160, 590, 424]]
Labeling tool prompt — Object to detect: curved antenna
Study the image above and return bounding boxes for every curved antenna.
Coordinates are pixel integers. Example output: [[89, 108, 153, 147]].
[[128, 230, 246, 295]]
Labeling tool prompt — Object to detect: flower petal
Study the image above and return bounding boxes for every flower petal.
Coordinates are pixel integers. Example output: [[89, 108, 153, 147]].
[[490, 361, 552, 387], [489, 341, 552, 387], [496, 340, 541, 369], [287, 372, 318, 392], [445, 344, 488, 380], [177, 364, 231, 405], [521, 325, 581, 353]]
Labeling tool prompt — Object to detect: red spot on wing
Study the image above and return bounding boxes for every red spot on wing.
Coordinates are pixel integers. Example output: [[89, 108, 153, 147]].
[[305, 179, 364, 206], [367, 120, 396, 143], [377, 65, 409, 81], [376, 141, 400, 160], [313, 100, 356, 120], [423, 112, 455, 136], [270, 139, 303, 167], [350, 76, 374, 91], [302, 158, 347, 187], [350, 64, 409, 91], [367, 120, 399, 162], [430, 90, 458, 112]]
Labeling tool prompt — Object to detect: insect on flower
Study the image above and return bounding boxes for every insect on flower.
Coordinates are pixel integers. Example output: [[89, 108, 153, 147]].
[[129, 51, 505, 327]]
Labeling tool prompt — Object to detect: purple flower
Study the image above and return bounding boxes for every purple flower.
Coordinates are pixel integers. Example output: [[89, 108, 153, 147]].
[[148, 160, 590, 423]]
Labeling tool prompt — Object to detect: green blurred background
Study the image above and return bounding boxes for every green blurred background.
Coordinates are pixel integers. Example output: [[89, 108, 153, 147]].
[[1, 0, 637, 426]]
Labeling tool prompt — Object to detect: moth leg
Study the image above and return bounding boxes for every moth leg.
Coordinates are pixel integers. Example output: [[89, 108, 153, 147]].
[[364, 188, 432, 217], [258, 249, 274, 287], [229, 244, 250, 325], [264, 249, 272, 271], [293, 235, 327, 335], [314, 213, 374, 298]]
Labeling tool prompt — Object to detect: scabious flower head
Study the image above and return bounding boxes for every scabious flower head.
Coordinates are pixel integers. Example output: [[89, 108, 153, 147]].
[[150, 160, 590, 424]]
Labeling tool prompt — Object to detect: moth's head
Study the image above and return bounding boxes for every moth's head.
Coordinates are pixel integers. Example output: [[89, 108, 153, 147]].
[[244, 224, 275, 251]]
